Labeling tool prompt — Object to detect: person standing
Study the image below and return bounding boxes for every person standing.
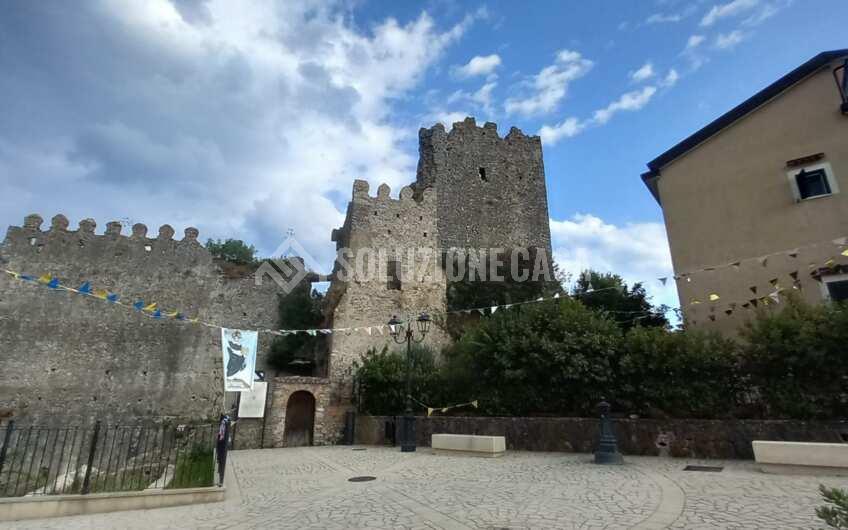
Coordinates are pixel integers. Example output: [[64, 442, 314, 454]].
[[216, 414, 231, 487]]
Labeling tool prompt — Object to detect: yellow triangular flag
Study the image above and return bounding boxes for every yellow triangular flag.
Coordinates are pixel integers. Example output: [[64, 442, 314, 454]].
[[143, 302, 157, 312], [708, 293, 720, 301], [842, 249, 848, 257], [471, 400, 478, 408], [427, 408, 433, 417], [165, 310, 179, 317], [93, 289, 108, 300], [38, 273, 52, 284]]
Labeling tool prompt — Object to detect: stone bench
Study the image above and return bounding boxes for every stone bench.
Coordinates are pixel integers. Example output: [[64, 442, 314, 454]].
[[431, 434, 505, 457], [753, 441, 848, 475]]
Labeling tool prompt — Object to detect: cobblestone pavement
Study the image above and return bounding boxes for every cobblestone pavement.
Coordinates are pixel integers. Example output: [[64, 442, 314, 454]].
[[1, 446, 844, 529]]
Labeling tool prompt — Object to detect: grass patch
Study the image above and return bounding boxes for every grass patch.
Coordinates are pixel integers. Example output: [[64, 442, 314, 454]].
[[166, 447, 214, 489]]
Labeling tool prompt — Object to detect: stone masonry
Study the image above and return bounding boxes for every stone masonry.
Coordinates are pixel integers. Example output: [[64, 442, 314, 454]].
[[323, 117, 553, 423], [0, 214, 282, 427], [0, 117, 553, 448]]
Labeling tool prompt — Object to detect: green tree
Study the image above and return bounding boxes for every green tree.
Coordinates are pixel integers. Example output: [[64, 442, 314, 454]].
[[740, 297, 848, 419], [817, 485, 848, 529], [573, 270, 669, 330], [267, 280, 326, 375], [205, 238, 257, 265], [445, 297, 621, 416]]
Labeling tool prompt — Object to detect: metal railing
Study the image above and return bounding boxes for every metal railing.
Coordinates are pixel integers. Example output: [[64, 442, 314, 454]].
[[0, 421, 220, 497]]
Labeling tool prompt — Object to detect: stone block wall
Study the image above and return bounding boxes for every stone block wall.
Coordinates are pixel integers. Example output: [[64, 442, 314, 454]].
[[0, 214, 281, 426], [355, 415, 848, 460], [416, 117, 552, 253], [326, 180, 451, 412]]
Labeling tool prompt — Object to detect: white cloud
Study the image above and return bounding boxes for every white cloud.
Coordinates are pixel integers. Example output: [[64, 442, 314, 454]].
[[453, 54, 501, 78], [446, 80, 498, 115], [646, 13, 683, 24], [715, 30, 746, 49], [686, 34, 706, 49], [700, 0, 760, 26], [550, 214, 677, 308], [592, 86, 658, 125], [538, 117, 584, 145], [661, 69, 680, 87], [742, 0, 793, 26], [0, 1, 486, 268], [630, 62, 655, 83], [504, 49, 593, 117]]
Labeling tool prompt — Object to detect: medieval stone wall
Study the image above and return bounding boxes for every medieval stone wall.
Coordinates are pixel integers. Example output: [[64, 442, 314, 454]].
[[0, 214, 281, 426]]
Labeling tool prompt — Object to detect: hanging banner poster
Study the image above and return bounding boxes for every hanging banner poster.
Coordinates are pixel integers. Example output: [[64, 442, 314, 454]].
[[222, 328, 257, 392], [238, 381, 267, 418]]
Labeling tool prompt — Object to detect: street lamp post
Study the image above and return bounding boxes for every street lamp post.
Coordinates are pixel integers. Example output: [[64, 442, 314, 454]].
[[388, 313, 431, 452]]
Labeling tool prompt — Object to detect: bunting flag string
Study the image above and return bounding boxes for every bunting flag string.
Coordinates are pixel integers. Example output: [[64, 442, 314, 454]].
[[660, 234, 847, 284], [3, 232, 846, 335], [409, 397, 479, 417]]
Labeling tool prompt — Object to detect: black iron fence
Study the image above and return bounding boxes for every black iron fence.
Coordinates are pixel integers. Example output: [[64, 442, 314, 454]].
[[0, 421, 221, 497]]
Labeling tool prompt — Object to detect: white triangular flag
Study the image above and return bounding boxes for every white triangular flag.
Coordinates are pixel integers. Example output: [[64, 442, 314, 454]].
[[307, 330, 317, 336], [389, 324, 396, 334], [536, 297, 544, 302], [490, 306, 498, 314], [476, 308, 485, 315], [769, 291, 781, 303], [553, 293, 561, 299], [365, 327, 372, 335]]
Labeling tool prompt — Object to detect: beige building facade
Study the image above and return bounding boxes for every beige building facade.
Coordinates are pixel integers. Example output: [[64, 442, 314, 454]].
[[643, 50, 848, 333]]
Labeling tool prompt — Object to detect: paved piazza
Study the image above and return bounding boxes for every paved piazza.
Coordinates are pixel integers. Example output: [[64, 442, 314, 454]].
[[2, 446, 844, 529]]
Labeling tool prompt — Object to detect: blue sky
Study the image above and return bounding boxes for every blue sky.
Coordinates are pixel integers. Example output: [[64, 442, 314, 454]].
[[0, 0, 845, 311]]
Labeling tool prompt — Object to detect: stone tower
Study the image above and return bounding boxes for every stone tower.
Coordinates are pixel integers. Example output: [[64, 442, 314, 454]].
[[415, 117, 552, 254], [324, 117, 554, 412]]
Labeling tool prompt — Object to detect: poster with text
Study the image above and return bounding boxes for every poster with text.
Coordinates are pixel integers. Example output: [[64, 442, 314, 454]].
[[222, 328, 257, 392]]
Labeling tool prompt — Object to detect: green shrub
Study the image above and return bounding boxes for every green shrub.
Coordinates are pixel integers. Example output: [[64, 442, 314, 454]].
[[446, 298, 621, 416], [618, 327, 741, 418], [740, 298, 848, 419], [817, 485, 848, 528], [355, 345, 442, 415]]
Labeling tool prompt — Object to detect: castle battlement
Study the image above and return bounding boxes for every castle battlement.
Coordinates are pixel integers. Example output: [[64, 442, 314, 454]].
[[350, 180, 434, 205], [4, 213, 202, 251], [1, 213, 213, 274], [420, 116, 539, 146]]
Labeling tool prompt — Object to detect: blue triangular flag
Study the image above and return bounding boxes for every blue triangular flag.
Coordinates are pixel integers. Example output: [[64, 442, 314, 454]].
[[20, 274, 34, 282], [47, 278, 60, 289], [152, 309, 162, 319], [78, 282, 92, 294], [133, 300, 144, 311], [106, 293, 119, 303]]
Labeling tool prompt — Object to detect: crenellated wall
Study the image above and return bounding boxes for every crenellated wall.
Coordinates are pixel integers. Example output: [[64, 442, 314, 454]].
[[0, 214, 282, 426]]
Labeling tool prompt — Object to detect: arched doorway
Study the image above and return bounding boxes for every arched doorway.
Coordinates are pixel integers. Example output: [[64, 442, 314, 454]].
[[284, 391, 315, 447]]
